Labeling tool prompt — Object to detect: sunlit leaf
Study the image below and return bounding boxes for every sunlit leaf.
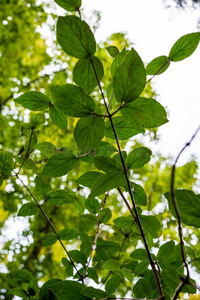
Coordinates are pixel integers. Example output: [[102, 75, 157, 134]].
[[15, 91, 51, 111]]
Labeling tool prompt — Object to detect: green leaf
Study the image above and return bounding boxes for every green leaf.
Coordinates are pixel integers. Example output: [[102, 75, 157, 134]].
[[42, 153, 78, 177], [15, 91, 51, 111], [133, 278, 152, 298], [39, 279, 61, 300], [130, 249, 148, 260], [62, 258, 74, 277], [141, 215, 161, 238], [113, 48, 146, 103], [146, 55, 170, 75], [35, 175, 51, 198], [77, 171, 102, 188], [80, 287, 106, 299], [164, 189, 200, 228], [102, 259, 121, 271], [7, 269, 34, 287], [94, 156, 122, 173], [57, 15, 96, 58], [8, 288, 28, 298], [106, 46, 119, 58], [0, 151, 14, 176], [90, 172, 126, 197], [33, 142, 57, 157], [48, 190, 75, 205], [113, 216, 133, 229], [134, 261, 149, 275], [18, 202, 38, 216], [105, 116, 144, 140], [42, 234, 58, 247], [121, 97, 168, 128], [132, 183, 147, 206], [99, 208, 112, 223], [157, 241, 175, 260], [111, 48, 127, 77], [126, 147, 152, 169], [54, 0, 81, 12], [120, 267, 133, 282], [97, 240, 121, 252], [49, 105, 68, 130], [30, 113, 45, 129], [169, 32, 200, 62], [57, 228, 78, 240], [73, 56, 104, 95], [51, 84, 96, 117], [105, 275, 121, 296], [87, 268, 98, 284], [85, 197, 99, 214], [74, 115, 104, 153], [48, 280, 90, 300], [68, 250, 87, 266], [80, 141, 117, 163]]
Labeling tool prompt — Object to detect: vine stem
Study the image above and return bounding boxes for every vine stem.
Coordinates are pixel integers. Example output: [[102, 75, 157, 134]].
[[11, 170, 84, 283], [171, 124, 200, 299], [90, 57, 164, 299]]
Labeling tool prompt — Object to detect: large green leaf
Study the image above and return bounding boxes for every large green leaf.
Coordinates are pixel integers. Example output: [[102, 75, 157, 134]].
[[48, 281, 90, 300], [113, 216, 133, 229], [73, 56, 104, 94], [94, 156, 122, 173], [169, 32, 200, 62], [54, 0, 81, 12], [99, 208, 112, 223], [7, 269, 34, 287], [49, 105, 68, 130], [132, 183, 147, 206], [15, 91, 51, 111], [141, 215, 161, 238], [105, 275, 121, 296], [80, 287, 106, 299], [76, 171, 103, 188], [105, 116, 144, 140], [33, 142, 57, 157], [57, 15, 96, 58], [51, 84, 95, 117], [80, 141, 117, 163], [57, 228, 78, 240], [0, 151, 14, 176], [68, 250, 87, 266], [42, 153, 79, 177], [42, 234, 58, 247], [146, 55, 170, 75], [48, 190, 75, 205], [74, 115, 104, 153], [113, 48, 146, 103], [90, 172, 127, 197], [164, 189, 200, 228], [121, 97, 168, 128], [18, 202, 38, 216], [35, 175, 51, 198], [102, 259, 121, 271], [126, 147, 152, 169], [39, 279, 61, 300], [157, 241, 175, 261], [130, 249, 149, 261]]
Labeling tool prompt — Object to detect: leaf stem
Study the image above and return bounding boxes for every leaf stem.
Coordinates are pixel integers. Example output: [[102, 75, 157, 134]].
[[90, 56, 164, 299]]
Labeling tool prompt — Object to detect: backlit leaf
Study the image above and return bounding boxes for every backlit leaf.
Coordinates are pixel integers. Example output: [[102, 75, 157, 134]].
[[54, 0, 81, 12], [111, 48, 127, 77], [49, 105, 68, 130], [48, 190, 75, 205], [106, 45, 119, 58], [121, 97, 168, 128], [102, 259, 121, 271], [73, 56, 104, 94], [42, 153, 78, 177], [146, 55, 170, 75], [126, 147, 152, 169], [15, 91, 51, 111], [18, 202, 38, 216], [76, 171, 102, 188], [80, 287, 106, 299], [94, 156, 122, 173], [113, 48, 146, 102], [49, 280, 90, 300], [105, 275, 121, 296], [0, 151, 14, 176], [57, 15, 96, 58]]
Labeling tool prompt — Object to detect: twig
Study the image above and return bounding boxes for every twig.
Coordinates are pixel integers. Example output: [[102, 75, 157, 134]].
[[82, 193, 109, 279], [117, 188, 136, 220], [17, 129, 34, 174], [11, 169, 84, 283], [171, 124, 200, 299], [90, 56, 164, 299]]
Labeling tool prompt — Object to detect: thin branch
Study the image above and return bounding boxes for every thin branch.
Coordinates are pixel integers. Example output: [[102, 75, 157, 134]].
[[11, 170, 84, 283], [110, 103, 126, 117], [117, 188, 136, 220], [82, 193, 109, 279], [17, 129, 34, 174], [189, 280, 200, 292], [171, 124, 200, 299], [146, 59, 170, 84], [90, 56, 164, 299]]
